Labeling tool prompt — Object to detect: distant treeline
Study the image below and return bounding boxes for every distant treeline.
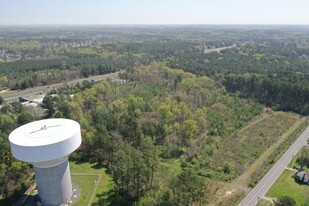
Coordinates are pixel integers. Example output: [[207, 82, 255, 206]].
[[223, 74, 309, 114], [1, 27, 309, 115], [165, 41, 309, 114], [0, 56, 133, 89]]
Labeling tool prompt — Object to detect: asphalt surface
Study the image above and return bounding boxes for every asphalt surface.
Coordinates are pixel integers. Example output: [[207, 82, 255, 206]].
[[0, 72, 119, 101], [239, 126, 309, 206]]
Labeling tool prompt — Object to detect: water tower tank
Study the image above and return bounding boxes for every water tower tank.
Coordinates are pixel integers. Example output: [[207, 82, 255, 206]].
[[9, 118, 82, 206]]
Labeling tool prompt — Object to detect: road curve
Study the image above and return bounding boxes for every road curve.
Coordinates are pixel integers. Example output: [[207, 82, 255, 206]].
[[239, 125, 309, 206]]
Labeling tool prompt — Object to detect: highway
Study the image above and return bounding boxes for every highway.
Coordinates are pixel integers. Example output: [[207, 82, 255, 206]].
[[0, 72, 119, 101], [239, 125, 309, 206]]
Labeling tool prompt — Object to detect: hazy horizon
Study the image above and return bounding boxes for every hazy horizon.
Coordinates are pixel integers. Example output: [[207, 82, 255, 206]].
[[1, 0, 309, 25], [0, 24, 309, 29]]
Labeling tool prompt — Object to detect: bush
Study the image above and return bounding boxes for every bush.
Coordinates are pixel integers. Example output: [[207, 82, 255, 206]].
[[275, 196, 296, 206]]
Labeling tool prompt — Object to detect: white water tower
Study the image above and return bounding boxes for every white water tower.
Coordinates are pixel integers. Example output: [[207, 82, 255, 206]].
[[9, 118, 82, 206]]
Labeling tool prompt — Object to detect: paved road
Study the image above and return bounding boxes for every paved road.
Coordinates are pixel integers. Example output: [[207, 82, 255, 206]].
[[239, 125, 309, 206], [0, 72, 119, 101], [204, 44, 236, 54]]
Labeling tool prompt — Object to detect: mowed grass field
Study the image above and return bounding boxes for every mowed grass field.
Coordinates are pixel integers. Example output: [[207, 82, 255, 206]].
[[267, 170, 309, 205], [70, 162, 114, 206], [71, 175, 98, 206]]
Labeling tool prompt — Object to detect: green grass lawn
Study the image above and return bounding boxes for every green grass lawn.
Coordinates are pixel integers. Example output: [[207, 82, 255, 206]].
[[70, 161, 114, 206], [71, 175, 98, 206], [267, 170, 309, 205]]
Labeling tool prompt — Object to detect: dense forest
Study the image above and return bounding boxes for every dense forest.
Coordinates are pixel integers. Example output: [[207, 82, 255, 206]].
[[0, 26, 309, 205], [1, 26, 309, 114], [0, 64, 263, 205], [0, 102, 34, 199], [0, 57, 133, 89]]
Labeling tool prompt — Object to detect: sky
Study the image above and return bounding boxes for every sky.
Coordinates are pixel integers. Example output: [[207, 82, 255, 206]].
[[0, 0, 308, 25]]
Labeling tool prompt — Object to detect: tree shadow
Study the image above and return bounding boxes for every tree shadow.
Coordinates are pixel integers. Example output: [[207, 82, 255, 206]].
[[71, 159, 109, 170], [91, 189, 133, 206], [22, 194, 40, 206], [0, 197, 14, 206], [91, 189, 113, 206], [0, 193, 39, 206], [294, 176, 309, 186], [0, 189, 29, 206], [91, 163, 106, 170], [71, 159, 89, 165]]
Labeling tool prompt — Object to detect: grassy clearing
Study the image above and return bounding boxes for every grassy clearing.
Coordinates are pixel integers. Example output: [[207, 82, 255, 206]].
[[214, 112, 306, 205], [70, 161, 114, 206], [247, 113, 304, 175], [214, 112, 300, 179], [267, 170, 309, 205], [71, 175, 98, 206], [247, 115, 308, 187], [233, 112, 298, 166]]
